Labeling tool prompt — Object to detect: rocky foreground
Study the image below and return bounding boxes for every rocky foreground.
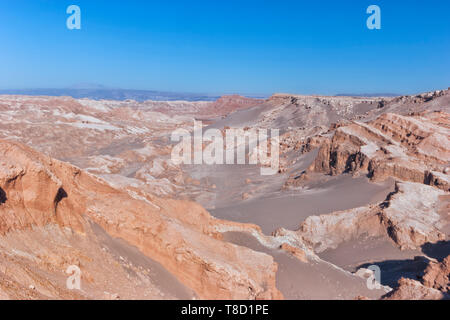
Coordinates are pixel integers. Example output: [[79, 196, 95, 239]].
[[0, 90, 448, 299], [0, 138, 285, 299]]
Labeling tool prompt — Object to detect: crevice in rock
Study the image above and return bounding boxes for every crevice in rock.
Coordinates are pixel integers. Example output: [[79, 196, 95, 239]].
[[0, 187, 6, 204], [54, 187, 67, 209]]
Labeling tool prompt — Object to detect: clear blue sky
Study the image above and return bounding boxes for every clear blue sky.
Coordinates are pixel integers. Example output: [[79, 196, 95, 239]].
[[0, 0, 449, 95]]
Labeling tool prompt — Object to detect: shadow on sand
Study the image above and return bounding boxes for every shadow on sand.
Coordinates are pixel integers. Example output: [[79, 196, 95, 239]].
[[421, 240, 450, 261], [358, 256, 429, 288], [357, 241, 450, 289]]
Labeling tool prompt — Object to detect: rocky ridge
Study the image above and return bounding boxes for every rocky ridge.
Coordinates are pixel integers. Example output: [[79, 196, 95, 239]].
[[0, 139, 282, 299]]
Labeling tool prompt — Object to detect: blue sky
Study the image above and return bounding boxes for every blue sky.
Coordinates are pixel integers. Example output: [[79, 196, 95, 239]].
[[0, 0, 449, 95]]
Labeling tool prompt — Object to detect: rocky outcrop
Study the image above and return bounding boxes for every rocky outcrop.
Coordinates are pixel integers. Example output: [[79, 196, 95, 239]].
[[0, 139, 282, 300], [383, 255, 450, 300], [383, 278, 446, 300], [0, 142, 85, 234], [377, 89, 450, 116], [422, 255, 450, 293], [292, 206, 384, 253], [274, 182, 448, 252], [305, 111, 450, 191], [379, 183, 447, 250], [279, 243, 308, 263]]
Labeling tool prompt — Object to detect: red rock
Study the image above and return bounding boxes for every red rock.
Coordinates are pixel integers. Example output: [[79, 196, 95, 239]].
[[0, 139, 282, 300]]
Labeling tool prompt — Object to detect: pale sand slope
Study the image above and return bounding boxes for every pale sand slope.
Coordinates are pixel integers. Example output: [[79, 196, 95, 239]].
[[184, 149, 320, 210], [319, 236, 422, 273], [223, 231, 386, 300], [211, 175, 395, 234], [91, 223, 196, 300], [185, 148, 400, 298], [319, 236, 429, 288], [185, 147, 394, 235]]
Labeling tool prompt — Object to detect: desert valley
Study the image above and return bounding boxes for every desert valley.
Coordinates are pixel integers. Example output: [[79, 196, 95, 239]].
[[0, 89, 448, 300]]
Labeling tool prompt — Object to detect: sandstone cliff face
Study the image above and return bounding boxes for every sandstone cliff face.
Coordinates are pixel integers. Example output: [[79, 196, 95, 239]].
[[0, 139, 282, 300], [0, 141, 85, 234], [290, 206, 383, 253], [379, 183, 447, 250], [274, 181, 448, 252], [305, 111, 450, 191]]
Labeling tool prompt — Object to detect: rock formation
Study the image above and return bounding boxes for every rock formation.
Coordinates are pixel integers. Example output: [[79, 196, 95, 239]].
[[383, 278, 446, 300], [422, 255, 450, 293], [299, 111, 450, 191], [275, 181, 448, 252], [0, 139, 282, 299], [384, 255, 449, 300]]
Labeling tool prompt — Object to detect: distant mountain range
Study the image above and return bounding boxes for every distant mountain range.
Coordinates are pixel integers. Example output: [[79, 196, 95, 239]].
[[0, 87, 221, 102], [0, 86, 400, 101]]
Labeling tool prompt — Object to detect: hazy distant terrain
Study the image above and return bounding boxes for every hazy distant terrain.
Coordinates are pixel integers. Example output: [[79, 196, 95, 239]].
[[0, 87, 270, 102], [0, 88, 220, 101]]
